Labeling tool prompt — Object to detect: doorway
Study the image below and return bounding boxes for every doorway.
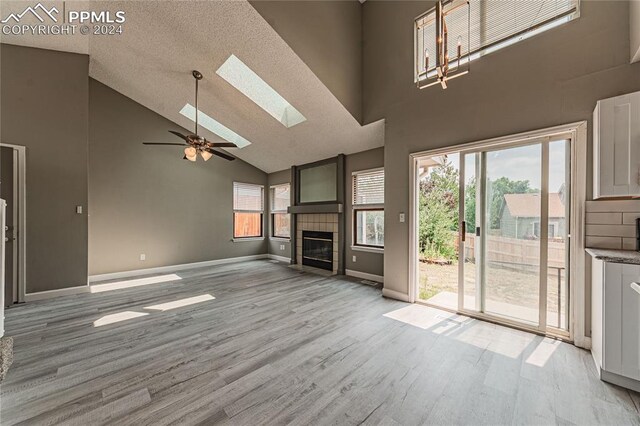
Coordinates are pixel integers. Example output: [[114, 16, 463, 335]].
[[0, 144, 26, 305], [413, 127, 581, 339]]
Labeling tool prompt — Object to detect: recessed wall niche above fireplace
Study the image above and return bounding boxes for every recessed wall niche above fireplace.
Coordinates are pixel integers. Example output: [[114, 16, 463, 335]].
[[288, 155, 345, 275]]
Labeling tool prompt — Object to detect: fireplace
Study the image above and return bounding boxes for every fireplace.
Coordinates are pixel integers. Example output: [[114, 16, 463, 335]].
[[302, 231, 333, 271]]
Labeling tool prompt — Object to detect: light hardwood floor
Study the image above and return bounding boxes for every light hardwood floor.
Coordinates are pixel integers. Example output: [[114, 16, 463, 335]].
[[1, 260, 638, 425]]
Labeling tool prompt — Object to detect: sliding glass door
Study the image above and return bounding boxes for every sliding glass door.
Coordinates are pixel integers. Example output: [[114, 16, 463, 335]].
[[420, 135, 570, 336], [483, 143, 542, 325]]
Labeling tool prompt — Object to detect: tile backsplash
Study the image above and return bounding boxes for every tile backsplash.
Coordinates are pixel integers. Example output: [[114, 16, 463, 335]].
[[585, 200, 640, 250]]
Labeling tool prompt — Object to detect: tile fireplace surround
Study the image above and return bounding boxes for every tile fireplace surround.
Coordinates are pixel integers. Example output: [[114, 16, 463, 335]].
[[296, 214, 339, 274]]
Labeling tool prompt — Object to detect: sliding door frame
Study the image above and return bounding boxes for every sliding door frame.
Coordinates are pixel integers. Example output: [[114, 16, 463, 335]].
[[408, 121, 588, 346], [0, 142, 27, 303]]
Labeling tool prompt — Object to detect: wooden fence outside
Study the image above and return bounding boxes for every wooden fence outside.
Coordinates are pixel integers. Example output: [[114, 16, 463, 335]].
[[461, 233, 566, 269]]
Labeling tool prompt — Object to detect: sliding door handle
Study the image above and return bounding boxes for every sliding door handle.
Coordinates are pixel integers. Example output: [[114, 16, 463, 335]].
[[476, 227, 481, 237], [461, 221, 466, 242]]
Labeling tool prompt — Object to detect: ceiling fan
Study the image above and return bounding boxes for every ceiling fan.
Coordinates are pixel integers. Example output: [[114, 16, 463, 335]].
[[143, 70, 237, 162]]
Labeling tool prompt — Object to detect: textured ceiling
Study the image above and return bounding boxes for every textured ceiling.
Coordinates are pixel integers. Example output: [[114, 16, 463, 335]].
[[0, 0, 384, 173]]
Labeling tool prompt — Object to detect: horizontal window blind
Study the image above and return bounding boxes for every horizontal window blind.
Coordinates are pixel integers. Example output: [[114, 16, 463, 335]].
[[233, 182, 264, 212], [416, 0, 579, 77], [353, 169, 384, 206], [271, 184, 290, 212]]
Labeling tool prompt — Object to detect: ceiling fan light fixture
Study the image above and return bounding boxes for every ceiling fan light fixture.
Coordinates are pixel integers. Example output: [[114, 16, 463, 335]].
[[184, 146, 197, 157], [186, 154, 197, 162], [200, 150, 213, 161]]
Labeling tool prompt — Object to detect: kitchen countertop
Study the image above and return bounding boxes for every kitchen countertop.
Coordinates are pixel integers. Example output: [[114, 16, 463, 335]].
[[586, 248, 640, 265]]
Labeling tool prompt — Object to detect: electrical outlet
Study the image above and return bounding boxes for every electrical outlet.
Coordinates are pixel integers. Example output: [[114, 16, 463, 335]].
[[352, 255, 357, 262], [140, 253, 146, 261], [76, 205, 83, 214], [399, 213, 406, 223]]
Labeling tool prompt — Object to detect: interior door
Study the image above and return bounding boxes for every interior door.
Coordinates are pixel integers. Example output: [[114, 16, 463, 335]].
[[0, 147, 16, 307]]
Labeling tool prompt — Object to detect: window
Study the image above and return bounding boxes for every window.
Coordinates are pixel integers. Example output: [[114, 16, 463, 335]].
[[532, 222, 556, 239], [216, 55, 306, 128], [180, 104, 252, 148], [352, 168, 384, 248], [415, 0, 580, 81], [270, 184, 291, 239], [233, 182, 264, 238]]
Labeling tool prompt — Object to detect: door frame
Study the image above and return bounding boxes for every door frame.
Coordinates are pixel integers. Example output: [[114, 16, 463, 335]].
[[1, 143, 27, 303], [408, 121, 588, 346]]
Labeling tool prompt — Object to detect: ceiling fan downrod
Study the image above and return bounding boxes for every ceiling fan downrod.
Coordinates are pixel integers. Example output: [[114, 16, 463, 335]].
[[192, 70, 203, 137]]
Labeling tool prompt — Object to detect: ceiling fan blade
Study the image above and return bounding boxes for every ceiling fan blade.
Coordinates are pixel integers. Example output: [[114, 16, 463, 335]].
[[206, 148, 236, 161], [143, 142, 187, 146], [204, 138, 237, 148], [207, 142, 238, 148], [168, 130, 190, 141]]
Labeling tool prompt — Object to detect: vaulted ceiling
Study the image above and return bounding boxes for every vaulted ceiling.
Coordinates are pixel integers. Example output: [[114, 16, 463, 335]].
[[1, 0, 384, 173]]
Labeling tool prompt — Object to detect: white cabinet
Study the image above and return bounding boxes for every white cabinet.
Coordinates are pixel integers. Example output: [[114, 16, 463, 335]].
[[591, 258, 640, 391], [593, 91, 640, 199], [0, 199, 4, 337]]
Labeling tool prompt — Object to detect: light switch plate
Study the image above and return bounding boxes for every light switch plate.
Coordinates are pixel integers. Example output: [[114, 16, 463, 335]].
[[76, 205, 83, 214], [399, 213, 405, 223], [140, 254, 146, 261], [352, 255, 357, 262]]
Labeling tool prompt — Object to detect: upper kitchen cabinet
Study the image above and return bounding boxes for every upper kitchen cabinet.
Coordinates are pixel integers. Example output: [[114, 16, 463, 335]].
[[593, 91, 640, 199]]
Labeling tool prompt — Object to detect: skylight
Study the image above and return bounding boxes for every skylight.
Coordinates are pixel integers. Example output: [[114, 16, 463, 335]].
[[216, 54, 306, 128], [179, 104, 252, 148]]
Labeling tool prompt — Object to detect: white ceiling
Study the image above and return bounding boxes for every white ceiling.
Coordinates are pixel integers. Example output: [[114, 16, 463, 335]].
[[1, 0, 384, 173]]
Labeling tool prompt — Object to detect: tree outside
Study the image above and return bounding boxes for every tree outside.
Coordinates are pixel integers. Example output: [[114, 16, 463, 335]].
[[419, 158, 537, 301], [419, 158, 459, 261]]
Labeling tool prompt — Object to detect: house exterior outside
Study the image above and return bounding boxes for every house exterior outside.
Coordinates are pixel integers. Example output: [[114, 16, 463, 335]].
[[499, 192, 566, 240]]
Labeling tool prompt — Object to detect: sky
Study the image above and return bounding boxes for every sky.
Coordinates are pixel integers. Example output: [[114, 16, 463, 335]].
[[440, 139, 567, 193]]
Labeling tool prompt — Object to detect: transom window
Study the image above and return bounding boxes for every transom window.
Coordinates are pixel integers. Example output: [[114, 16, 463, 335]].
[[414, 0, 580, 82], [352, 168, 384, 248], [270, 184, 291, 239], [233, 182, 264, 239]]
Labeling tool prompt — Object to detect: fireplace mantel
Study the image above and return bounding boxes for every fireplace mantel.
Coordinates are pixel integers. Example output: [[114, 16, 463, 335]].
[[288, 204, 343, 214]]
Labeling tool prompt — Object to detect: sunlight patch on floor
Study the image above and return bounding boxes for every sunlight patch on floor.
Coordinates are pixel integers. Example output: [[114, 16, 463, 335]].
[[525, 337, 561, 367], [90, 274, 182, 293], [144, 294, 215, 311], [93, 311, 149, 327], [383, 304, 467, 332]]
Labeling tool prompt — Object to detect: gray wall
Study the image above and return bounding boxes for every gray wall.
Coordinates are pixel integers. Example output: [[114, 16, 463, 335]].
[[89, 79, 268, 276], [345, 147, 384, 277], [267, 168, 292, 259], [632, 0, 640, 62], [362, 0, 640, 297], [1, 44, 89, 293], [250, 0, 363, 123]]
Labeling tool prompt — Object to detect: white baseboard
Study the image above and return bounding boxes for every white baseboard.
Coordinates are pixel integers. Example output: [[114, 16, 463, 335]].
[[382, 287, 410, 302], [268, 254, 291, 263], [25, 285, 89, 302], [88, 254, 269, 283], [345, 269, 384, 283]]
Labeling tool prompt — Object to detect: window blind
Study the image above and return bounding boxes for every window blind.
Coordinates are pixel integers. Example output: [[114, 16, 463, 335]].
[[270, 184, 290, 212], [416, 0, 580, 77], [233, 182, 264, 211], [353, 169, 384, 206]]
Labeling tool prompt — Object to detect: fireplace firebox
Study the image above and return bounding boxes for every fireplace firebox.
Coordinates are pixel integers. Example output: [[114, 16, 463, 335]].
[[302, 231, 333, 271]]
